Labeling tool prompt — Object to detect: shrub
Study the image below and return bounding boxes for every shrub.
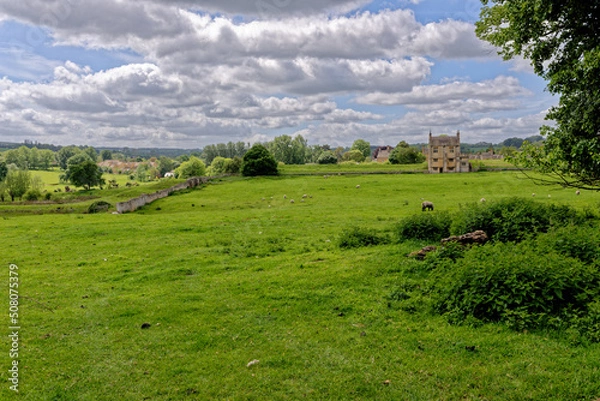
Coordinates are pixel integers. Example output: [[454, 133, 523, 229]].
[[24, 189, 42, 201], [434, 242, 600, 339], [88, 201, 111, 214], [241, 144, 278, 176], [451, 197, 584, 243], [338, 226, 390, 249], [317, 151, 338, 165], [44, 192, 52, 201], [536, 225, 600, 264], [396, 212, 451, 242]]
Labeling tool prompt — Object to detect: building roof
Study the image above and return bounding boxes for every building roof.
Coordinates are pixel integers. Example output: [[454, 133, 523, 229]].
[[429, 131, 460, 146]]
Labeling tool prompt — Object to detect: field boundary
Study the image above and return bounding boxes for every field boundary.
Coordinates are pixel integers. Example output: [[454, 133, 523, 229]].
[[116, 176, 209, 213]]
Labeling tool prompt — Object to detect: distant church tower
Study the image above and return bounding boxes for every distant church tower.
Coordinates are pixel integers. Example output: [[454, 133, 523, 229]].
[[427, 131, 470, 173]]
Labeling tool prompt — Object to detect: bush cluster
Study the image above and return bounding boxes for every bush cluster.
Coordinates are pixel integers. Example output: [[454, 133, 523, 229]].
[[395, 212, 451, 242], [433, 239, 600, 341], [393, 198, 600, 342], [338, 226, 390, 249], [451, 197, 585, 243]]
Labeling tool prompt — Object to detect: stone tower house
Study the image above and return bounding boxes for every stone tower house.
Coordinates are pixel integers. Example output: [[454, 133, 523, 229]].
[[427, 131, 470, 173]]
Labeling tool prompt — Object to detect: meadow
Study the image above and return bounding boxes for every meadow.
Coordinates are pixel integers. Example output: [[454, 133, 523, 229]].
[[2, 169, 600, 400]]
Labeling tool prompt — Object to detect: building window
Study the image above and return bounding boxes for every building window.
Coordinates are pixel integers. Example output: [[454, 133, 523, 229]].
[[433, 158, 438, 162], [433, 147, 438, 153], [448, 158, 454, 163]]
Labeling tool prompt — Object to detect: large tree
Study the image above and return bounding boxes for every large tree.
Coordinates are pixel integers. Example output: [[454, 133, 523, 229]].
[[476, 0, 600, 189], [388, 142, 426, 165], [68, 161, 105, 190], [175, 156, 206, 178], [241, 144, 278, 176], [4, 169, 31, 201], [351, 139, 371, 160]]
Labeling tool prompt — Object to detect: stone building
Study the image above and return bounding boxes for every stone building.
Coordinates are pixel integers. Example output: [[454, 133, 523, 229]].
[[426, 131, 470, 173], [372, 145, 394, 163]]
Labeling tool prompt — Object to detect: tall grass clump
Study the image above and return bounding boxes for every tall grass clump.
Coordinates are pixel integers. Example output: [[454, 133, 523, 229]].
[[395, 211, 451, 242], [451, 197, 585, 242], [338, 226, 390, 248], [434, 242, 600, 341]]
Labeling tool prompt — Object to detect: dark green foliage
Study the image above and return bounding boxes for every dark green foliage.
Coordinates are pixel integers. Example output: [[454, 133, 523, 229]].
[[338, 226, 389, 249], [396, 212, 451, 242], [317, 151, 338, 165], [424, 242, 466, 271], [434, 242, 600, 340], [536, 225, 600, 265], [68, 160, 105, 190], [477, 1, 600, 189], [57, 146, 81, 170], [241, 144, 278, 176], [88, 201, 112, 214], [100, 150, 113, 161], [450, 197, 583, 243], [0, 161, 7, 181], [24, 189, 42, 201], [389, 144, 425, 164]]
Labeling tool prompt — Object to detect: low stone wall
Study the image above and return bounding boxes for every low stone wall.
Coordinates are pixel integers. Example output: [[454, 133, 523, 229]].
[[116, 177, 208, 213]]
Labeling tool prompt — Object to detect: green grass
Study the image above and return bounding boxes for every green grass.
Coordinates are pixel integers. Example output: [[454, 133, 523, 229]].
[[1, 171, 600, 400]]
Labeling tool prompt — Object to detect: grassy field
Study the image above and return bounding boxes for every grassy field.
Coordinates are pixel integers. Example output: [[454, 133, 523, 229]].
[[2, 170, 600, 400]]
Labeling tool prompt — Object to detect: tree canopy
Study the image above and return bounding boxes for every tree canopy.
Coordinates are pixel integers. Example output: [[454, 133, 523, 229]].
[[388, 143, 425, 165], [68, 160, 105, 190], [241, 144, 278, 176], [175, 156, 206, 178], [476, 0, 600, 189], [351, 139, 371, 160], [4, 168, 31, 201]]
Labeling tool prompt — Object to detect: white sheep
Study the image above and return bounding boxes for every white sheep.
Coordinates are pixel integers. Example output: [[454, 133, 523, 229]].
[[576, 190, 581, 195], [302, 194, 307, 198], [356, 185, 361, 189], [290, 199, 295, 204], [532, 193, 536, 197], [283, 194, 287, 199], [480, 198, 486, 203]]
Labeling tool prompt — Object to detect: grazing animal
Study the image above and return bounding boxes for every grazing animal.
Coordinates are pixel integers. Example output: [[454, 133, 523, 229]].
[[356, 185, 361, 189], [283, 194, 287, 199], [576, 190, 581, 195], [532, 193, 536, 197], [421, 201, 434, 211], [480, 198, 486, 203]]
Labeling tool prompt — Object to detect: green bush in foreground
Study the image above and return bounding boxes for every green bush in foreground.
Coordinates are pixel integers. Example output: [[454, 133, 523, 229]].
[[338, 226, 389, 248], [434, 242, 600, 341], [451, 197, 585, 242], [395, 211, 451, 242]]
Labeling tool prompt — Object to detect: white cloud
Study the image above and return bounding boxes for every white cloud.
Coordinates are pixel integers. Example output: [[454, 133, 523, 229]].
[[0, 2, 551, 147]]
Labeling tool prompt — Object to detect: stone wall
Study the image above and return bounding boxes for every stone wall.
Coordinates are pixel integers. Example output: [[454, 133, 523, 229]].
[[116, 177, 208, 213]]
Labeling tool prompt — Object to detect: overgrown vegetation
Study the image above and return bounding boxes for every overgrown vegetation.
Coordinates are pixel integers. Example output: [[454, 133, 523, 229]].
[[395, 211, 451, 242], [385, 198, 600, 343]]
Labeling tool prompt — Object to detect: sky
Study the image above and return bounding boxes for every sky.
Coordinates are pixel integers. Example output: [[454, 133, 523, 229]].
[[0, 0, 555, 149]]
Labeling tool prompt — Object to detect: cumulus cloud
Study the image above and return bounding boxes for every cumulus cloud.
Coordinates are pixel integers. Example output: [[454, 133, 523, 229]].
[[357, 76, 530, 109], [0, 1, 550, 147]]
